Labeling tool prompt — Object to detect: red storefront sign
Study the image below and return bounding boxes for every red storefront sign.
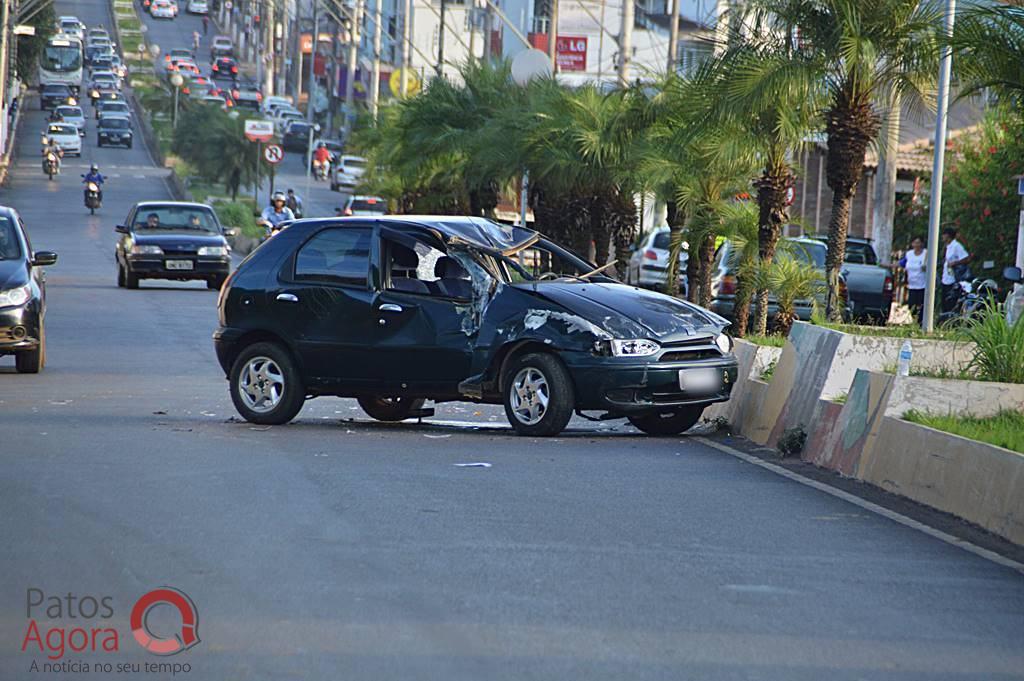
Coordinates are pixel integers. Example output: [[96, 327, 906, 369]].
[[556, 36, 587, 71]]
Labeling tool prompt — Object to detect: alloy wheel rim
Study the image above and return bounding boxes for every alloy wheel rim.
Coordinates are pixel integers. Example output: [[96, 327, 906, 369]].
[[238, 356, 285, 413], [510, 367, 550, 426]]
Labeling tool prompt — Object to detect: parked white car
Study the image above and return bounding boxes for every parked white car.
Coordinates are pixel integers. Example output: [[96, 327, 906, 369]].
[[187, 0, 209, 13], [331, 155, 368, 191], [625, 227, 688, 294], [45, 123, 82, 156]]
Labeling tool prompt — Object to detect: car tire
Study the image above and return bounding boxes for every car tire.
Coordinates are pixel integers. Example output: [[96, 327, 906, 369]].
[[627, 406, 705, 436], [127, 140, 133, 149], [125, 269, 140, 289], [207, 275, 226, 290], [502, 352, 575, 437], [357, 395, 426, 422], [15, 326, 44, 374], [117, 263, 125, 287], [229, 342, 305, 425]]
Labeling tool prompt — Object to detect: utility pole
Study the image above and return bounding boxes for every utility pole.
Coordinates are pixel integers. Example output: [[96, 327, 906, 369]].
[[437, 0, 446, 76], [344, 0, 363, 129], [597, 0, 606, 81], [369, 0, 382, 117], [263, 0, 275, 96], [0, 0, 10, 150], [307, 0, 319, 123], [482, 0, 492, 63], [400, 0, 411, 95], [922, 0, 956, 333], [547, 0, 559, 70], [666, 0, 679, 73], [617, 0, 633, 86]]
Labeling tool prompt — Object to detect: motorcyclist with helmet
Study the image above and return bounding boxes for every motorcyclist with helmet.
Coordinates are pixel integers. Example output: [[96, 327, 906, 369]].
[[82, 164, 105, 201], [259, 191, 296, 238], [41, 137, 64, 177], [312, 143, 331, 181]]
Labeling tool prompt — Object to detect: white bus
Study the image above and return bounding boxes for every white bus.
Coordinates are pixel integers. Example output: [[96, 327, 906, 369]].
[[38, 34, 83, 92]]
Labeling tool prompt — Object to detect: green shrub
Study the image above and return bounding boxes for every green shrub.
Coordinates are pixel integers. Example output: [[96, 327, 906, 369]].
[[903, 410, 1024, 454], [957, 301, 1024, 384], [744, 334, 786, 348], [214, 201, 262, 239]]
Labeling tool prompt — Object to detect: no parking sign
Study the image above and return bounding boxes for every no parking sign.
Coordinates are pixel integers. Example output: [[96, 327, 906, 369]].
[[263, 144, 283, 164]]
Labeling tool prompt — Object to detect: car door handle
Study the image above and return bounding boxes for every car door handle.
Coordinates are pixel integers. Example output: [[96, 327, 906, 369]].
[[276, 293, 299, 303], [378, 303, 403, 313]]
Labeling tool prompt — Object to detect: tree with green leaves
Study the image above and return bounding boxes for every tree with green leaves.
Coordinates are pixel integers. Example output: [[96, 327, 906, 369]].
[[745, 0, 941, 321], [172, 106, 260, 200]]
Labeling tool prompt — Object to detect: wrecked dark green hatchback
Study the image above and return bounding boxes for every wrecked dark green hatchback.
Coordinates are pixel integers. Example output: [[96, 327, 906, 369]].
[[213, 216, 739, 436]]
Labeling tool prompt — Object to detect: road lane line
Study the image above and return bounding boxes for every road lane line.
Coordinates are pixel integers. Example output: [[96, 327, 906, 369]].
[[696, 437, 1024, 574]]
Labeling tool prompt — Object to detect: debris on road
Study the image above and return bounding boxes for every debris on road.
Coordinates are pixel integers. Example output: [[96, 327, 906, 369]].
[[454, 462, 492, 468]]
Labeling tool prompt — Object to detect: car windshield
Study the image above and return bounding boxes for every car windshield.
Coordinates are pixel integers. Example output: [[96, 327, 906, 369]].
[[0, 217, 22, 260], [43, 45, 82, 71], [56, 107, 81, 117], [496, 239, 595, 283], [102, 118, 129, 129], [102, 103, 128, 112], [134, 207, 219, 232], [784, 241, 827, 269], [43, 86, 70, 96], [344, 158, 367, 169], [288, 123, 311, 135], [48, 124, 76, 135]]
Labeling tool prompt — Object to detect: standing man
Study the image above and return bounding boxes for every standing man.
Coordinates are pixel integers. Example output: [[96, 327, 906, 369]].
[[898, 236, 927, 324], [202, 14, 210, 35], [941, 227, 972, 313]]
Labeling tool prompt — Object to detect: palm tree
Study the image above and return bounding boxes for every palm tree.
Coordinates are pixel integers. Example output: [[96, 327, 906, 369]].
[[717, 202, 761, 336], [716, 40, 820, 335], [768, 254, 826, 336], [951, 3, 1024, 110], [745, 0, 942, 321]]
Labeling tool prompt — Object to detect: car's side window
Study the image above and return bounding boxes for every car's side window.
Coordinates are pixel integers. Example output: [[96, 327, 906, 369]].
[[294, 227, 371, 287], [383, 237, 472, 300]]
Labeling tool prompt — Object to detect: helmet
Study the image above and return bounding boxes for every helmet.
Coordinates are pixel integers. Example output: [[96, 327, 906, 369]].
[[271, 191, 286, 203], [287, 188, 294, 193], [90, 164, 99, 172], [317, 142, 326, 148]]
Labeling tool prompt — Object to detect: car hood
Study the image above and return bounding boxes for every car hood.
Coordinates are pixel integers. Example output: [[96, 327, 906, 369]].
[[132, 231, 225, 247], [0, 259, 28, 290], [516, 281, 728, 342]]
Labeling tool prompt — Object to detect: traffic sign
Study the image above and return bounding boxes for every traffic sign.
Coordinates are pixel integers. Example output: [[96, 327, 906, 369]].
[[244, 119, 274, 142], [263, 144, 283, 164], [389, 69, 421, 98]]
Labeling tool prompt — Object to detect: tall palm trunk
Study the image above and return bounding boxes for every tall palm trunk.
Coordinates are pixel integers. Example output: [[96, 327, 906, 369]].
[[753, 164, 793, 335], [697, 232, 717, 309], [824, 87, 879, 321], [665, 200, 685, 296], [609, 191, 638, 276]]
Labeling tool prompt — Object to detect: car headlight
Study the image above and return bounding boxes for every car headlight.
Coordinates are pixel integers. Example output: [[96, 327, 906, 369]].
[[602, 339, 661, 357], [0, 284, 31, 308], [197, 246, 227, 256], [131, 244, 163, 255], [715, 332, 733, 354], [90, 89, 99, 98]]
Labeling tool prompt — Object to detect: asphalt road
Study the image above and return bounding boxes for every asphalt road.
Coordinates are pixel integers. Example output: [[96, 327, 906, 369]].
[[0, 1, 1022, 679]]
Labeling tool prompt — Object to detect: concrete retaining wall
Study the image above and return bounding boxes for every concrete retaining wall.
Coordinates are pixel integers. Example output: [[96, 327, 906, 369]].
[[704, 340, 781, 426]]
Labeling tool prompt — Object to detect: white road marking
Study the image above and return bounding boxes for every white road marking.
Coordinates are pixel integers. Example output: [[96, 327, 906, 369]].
[[696, 437, 1024, 574]]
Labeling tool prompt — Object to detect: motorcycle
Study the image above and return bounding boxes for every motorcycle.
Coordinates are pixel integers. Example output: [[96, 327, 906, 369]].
[[43, 152, 60, 181], [938, 276, 1001, 326], [257, 217, 292, 242], [84, 182, 102, 215], [313, 158, 330, 182]]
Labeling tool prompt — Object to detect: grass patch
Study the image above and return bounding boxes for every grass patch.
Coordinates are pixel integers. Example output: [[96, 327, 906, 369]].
[[813, 319, 956, 340], [831, 392, 848, 404], [743, 334, 786, 348], [760, 358, 777, 382], [903, 410, 1024, 455]]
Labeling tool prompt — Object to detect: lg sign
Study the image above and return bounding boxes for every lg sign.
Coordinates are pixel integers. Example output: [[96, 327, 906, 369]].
[[556, 36, 587, 71]]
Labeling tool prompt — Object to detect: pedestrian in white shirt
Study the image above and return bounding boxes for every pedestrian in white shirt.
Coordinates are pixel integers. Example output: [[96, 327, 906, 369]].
[[898, 236, 927, 324], [941, 227, 972, 313]]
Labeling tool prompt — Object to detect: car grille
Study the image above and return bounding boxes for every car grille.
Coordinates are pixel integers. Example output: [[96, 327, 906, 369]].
[[659, 336, 722, 362], [161, 245, 198, 255]]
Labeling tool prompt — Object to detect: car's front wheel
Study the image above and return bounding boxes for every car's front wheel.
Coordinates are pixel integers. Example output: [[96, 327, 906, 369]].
[[124, 268, 140, 289], [627, 406, 705, 436], [357, 396, 426, 422], [207, 275, 226, 290], [229, 342, 305, 424], [15, 326, 45, 374], [503, 352, 575, 436]]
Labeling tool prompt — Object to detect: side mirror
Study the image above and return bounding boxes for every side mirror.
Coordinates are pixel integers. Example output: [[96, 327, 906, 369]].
[[115, 224, 129, 234], [224, 227, 239, 237], [1004, 266, 1023, 283], [32, 251, 58, 267]]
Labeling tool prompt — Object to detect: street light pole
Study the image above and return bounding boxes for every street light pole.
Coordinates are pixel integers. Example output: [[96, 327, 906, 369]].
[[548, 0, 559, 71], [666, 0, 679, 73], [307, 0, 319, 124], [922, 0, 956, 333], [170, 72, 184, 128], [617, 0, 633, 86], [400, 0, 410, 96], [369, 0, 382, 118], [437, 0, 446, 75]]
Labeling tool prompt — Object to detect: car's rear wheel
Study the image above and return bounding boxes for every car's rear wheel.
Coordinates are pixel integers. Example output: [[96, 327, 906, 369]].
[[627, 406, 705, 436], [229, 342, 305, 424], [503, 352, 574, 437], [357, 395, 426, 422], [15, 326, 45, 374]]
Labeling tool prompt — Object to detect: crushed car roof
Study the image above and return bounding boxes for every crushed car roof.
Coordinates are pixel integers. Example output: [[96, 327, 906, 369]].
[[292, 216, 539, 255]]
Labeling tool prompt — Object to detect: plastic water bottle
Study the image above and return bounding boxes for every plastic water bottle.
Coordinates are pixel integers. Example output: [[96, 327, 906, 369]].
[[897, 340, 913, 377]]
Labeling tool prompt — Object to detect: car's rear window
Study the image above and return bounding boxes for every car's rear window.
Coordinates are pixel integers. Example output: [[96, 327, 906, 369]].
[[786, 242, 827, 269], [844, 242, 878, 265], [343, 158, 367, 169], [350, 199, 385, 212], [102, 118, 129, 129], [48, 124, 77, 135], [294, 228, 371, 286], [652, 231, 670, 250], [43, 86, 69, 95]]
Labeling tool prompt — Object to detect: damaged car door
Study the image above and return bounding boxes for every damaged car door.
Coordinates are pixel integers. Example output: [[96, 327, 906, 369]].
[[274, 224, 379, 384], [371, 230, 476, 393]]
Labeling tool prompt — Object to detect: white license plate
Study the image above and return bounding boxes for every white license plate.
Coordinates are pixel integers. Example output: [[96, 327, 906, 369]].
[[165, 260, 194, 271], [679, 368, 721, 393]]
